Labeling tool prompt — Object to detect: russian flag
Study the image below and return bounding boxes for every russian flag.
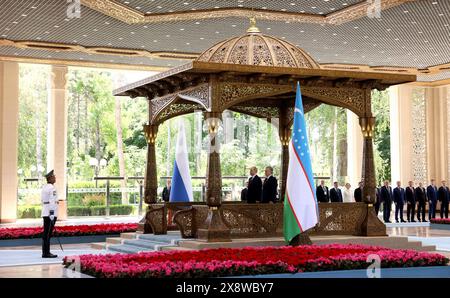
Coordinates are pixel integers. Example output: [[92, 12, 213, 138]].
[[169, 120, 194, 202]]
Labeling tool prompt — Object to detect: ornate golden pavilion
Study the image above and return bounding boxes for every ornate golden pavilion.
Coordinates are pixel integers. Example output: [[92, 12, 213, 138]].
[[114, 19, 416, 242]]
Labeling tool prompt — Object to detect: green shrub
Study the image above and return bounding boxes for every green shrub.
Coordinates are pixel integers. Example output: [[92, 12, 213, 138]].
[[18, 205, 41, 219], [67, 205, 134, 217], [90, 205, 106, 216], [83, 194, 106, 207], [67, 180, 129, 207], [17, 203, 134, 218], [67, 206, 91, 217], [110, 205, 134, 215]]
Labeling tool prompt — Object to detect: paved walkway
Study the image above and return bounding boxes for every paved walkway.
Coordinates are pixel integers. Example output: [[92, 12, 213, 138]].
[[0, 243, 110, 267]]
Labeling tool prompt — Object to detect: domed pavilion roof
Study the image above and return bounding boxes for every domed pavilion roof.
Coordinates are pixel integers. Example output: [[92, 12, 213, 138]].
[[196, 18, 320, 69]]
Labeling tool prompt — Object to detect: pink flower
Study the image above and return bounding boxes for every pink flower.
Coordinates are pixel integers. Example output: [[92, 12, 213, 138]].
[[62, 244, 449, 278]]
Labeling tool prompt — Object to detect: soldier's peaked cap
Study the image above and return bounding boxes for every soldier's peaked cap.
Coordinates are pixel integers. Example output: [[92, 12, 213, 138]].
[[45, 170, 55, 179]]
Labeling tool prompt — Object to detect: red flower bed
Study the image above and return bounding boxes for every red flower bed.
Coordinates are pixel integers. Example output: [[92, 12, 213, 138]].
[[63, 244, 449, 278], [0, 223, 138, 240], [430, 218, 450, 225]]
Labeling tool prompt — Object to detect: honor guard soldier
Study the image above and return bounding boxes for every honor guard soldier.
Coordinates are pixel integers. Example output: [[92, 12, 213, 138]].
[[41, 170, 59, 258]]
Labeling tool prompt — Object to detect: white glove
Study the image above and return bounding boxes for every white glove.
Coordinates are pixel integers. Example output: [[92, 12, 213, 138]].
[[49, 210, 55, 221]]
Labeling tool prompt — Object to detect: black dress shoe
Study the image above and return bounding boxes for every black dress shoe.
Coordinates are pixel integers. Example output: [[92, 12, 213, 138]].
[[422, 220, 428, 222], [385, 220, 391, 223], [411, 220, 416, 222], [42, 253, 58, 258], [401, 220, 407, 223]]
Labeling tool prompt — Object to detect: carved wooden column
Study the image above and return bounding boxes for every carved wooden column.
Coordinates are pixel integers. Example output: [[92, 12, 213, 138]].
[[204, 112, 222, 205], [140, 123, 159, 234], [143, 124, 158, 204], [358, 90, 386, 236], [197, 111, 231, 242], [279, 105, 291, 201], [360, 116, 377, 204]]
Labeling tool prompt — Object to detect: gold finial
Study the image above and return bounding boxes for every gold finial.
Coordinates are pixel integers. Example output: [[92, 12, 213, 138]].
[[247, 17, 261, 33]]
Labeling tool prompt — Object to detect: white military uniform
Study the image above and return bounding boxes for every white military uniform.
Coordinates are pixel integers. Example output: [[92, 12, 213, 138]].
[[41, 183, 58, 217]]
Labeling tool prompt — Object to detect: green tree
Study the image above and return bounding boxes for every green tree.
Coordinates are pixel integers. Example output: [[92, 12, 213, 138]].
[[372, 90, 391, 184]]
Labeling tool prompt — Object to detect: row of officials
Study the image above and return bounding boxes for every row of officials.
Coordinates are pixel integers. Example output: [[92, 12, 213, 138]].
[[316, 179, 450, 223], [161, 166, 279, 203]]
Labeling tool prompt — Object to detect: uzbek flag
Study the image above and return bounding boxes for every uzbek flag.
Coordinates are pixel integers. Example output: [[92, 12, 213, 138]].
[[283, 82, 319, 243], [169, 120, 194, 202]]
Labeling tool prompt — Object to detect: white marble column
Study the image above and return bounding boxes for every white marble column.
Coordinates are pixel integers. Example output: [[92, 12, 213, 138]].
[[389, 85, 414, 184], [346, 110, 363, 188], [0, 61, 19, 223], [47, 65, 68, 220], [426, 86, 449, 183]]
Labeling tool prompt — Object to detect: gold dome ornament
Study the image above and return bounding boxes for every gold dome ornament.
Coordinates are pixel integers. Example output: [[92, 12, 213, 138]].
[[247, 17, 261, 34], [196, 18, 320, 69]]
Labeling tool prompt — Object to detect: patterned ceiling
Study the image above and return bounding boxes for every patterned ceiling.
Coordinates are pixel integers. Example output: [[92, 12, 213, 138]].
[[115, 0, 364, 15], [0, 0, 449, 82]]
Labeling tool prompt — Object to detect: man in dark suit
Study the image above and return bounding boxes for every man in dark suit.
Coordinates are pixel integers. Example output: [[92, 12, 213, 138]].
[[405, 180, 416, 222], [375, 187, 381, 215], [415, 182, 427, 222], [262, 166, 278, 203], [162, 179, 171, 202], [246, 166, 262, 203], [380, 180, 393, 223], [438, 180, 449, 218], [354, 181, 363, 203], [330, 182, 343, 203], [427, 179, 438, 219], [316, 180, 330, 203], [240, 181, 248, 202], [393, 181, 406, 223]]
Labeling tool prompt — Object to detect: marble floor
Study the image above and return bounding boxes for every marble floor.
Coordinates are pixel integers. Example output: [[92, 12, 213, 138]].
[[0, 225, 449, 278]]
